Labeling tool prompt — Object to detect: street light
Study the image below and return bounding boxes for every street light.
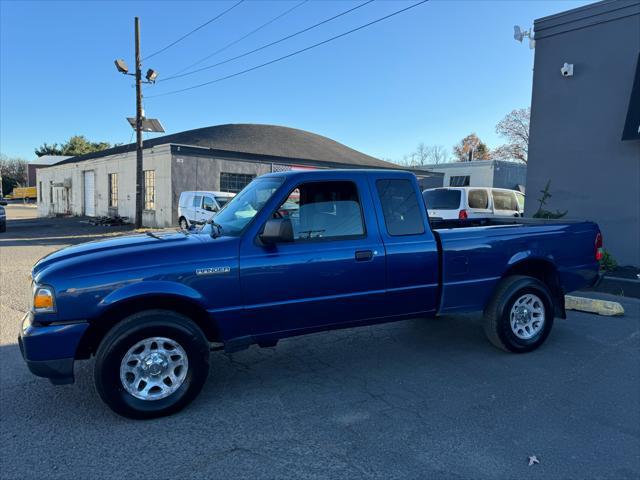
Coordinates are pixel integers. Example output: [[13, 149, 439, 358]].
[[114, 17, 162, 229], [145, 69, 158, 83], [114, 59, 129, 75]]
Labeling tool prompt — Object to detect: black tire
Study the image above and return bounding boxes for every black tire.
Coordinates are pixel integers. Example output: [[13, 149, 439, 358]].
[[179, 217, 189, 230], [0, 221, 5, 233], [483, 275, 555, 353], [94, 310, 210, 419]]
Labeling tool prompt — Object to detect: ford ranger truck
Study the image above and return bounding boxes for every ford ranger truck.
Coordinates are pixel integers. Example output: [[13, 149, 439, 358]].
[[20, 170, 602, 419]]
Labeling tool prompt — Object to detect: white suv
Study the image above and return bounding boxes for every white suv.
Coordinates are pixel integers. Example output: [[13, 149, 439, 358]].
[[423, 187, 525, 220], [178, 191, 235, 230]]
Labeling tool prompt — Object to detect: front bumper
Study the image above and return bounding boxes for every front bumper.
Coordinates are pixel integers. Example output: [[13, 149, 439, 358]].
[[19, 312, 89, 385]]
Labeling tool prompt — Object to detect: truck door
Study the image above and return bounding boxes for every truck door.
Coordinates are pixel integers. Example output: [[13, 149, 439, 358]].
[[370, 175, 440, 315], [239, 177, 386, 336]]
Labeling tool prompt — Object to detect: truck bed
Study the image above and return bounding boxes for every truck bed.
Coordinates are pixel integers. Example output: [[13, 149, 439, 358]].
[[431, 217, 600, 314]]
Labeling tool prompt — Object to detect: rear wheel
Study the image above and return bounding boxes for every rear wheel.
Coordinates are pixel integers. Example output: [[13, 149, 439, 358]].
[[94, 310, 210, 419], [179, 217, 189, 230], [483, 275, 555, 353]]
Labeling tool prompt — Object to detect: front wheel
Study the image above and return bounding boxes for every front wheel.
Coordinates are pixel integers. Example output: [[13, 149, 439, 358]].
[[483, 275, 555, 353], [94, 310, 210, 419]]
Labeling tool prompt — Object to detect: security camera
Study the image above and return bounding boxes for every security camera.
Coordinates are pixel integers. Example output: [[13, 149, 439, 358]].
[[560, 62, 574, 77]]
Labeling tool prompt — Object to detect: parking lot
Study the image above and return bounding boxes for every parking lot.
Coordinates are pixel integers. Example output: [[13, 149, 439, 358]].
[[1, 205, 638, 480]]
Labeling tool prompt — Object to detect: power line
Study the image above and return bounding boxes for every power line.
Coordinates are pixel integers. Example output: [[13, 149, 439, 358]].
[[171, 0, 310, 77], [158, 0, 375, 83], [148, 0, 429, 99], [144, 0, 245, 61]]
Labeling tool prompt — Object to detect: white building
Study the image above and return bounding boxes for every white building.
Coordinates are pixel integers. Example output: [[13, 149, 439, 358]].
[[417, 160, 526, 190], [36, 124, 443, 227]]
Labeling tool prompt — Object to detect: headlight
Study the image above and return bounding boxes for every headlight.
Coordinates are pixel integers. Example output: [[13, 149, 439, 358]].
[[33, 286, 56, 313]]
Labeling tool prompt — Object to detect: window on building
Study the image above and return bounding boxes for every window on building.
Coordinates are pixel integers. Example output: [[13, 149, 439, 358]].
[[376, 179, 425, 236], [449, 175, 470, 187], [220, 172, 256, 193], [108, 173, 118, 208], [144, 170, 155, 210], [38, 182, 42, 202], [468, 189, 489, 209], [277, 181, 364, 241], [49, 183, 53, 203]]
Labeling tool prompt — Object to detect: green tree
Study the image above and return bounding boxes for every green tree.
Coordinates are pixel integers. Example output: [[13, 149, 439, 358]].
[[452, 133, 490, 162], [35, 135, 112, 157]]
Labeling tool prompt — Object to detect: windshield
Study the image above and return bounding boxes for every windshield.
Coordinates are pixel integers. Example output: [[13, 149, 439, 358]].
[[210, 177, 283, 236], [423, 189, 462, 210]]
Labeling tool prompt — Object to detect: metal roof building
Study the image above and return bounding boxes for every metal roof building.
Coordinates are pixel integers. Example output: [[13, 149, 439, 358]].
[[36, 124, 442, 227]]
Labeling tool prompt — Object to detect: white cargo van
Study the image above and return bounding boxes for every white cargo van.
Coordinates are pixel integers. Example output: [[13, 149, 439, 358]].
[[178, 191, 235, 229]]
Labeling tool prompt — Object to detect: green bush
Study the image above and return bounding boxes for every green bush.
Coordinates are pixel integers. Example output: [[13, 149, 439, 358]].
[[599, 250, 617, 273]]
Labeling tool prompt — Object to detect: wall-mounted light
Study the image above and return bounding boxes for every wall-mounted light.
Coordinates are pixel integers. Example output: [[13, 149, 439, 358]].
[[513, 25, 535, 49]]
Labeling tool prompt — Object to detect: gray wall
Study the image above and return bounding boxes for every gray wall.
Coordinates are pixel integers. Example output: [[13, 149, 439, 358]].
[[526, 0, 640, 266], [171, 153, 271, 225]]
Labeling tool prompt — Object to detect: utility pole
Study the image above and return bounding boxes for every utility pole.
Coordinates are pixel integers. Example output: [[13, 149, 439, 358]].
[[134, 16, 144, 229], [114, 19, 162, 229]]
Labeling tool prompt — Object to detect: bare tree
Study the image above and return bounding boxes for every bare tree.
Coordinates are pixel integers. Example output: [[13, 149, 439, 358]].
[[495, 107, 530, 163], [425, 145, 448, 165], [396, 143, 450, 167]]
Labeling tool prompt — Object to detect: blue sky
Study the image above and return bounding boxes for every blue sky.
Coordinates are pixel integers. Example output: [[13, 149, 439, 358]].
[[0, 0, 590, 162]]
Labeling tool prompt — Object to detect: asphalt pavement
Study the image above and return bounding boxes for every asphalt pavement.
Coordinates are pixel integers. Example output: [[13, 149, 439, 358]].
[[1, 207, 638, 480]]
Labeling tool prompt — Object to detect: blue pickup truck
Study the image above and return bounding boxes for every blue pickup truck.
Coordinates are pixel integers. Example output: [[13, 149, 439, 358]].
[[20, 170, 602, 418]]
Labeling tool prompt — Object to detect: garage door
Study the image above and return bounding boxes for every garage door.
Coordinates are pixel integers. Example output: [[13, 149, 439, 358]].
[[83, 171, 95, 217]]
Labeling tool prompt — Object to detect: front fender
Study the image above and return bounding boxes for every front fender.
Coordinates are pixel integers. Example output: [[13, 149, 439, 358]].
[[98, 281, 206, 311]]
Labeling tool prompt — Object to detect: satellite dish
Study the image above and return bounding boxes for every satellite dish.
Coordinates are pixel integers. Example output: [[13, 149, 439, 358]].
[[513, 25, 524, 42]]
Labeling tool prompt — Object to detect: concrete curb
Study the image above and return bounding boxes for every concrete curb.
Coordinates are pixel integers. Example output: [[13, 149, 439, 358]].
[[565, 295, 625, 316]]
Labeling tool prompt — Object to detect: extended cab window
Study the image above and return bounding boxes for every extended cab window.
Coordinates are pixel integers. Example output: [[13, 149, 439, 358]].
[[193, 195, 202, 208], [377, 179, 425, 236], [277, 181, 364, 240]]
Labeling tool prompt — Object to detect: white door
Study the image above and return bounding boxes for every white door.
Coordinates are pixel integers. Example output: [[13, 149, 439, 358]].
[[83, 171, 95, 217]]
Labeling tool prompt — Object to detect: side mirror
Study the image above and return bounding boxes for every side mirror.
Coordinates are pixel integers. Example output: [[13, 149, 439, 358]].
[[260, 218, 294, 244]]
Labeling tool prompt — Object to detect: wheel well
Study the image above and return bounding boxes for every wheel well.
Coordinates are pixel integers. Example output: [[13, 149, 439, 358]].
[[502, 259, 565, 318], [75, 295, 219, 359]]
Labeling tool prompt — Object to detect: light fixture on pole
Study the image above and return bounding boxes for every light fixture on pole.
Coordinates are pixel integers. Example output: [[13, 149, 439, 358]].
[[114, 18, 162, 228], [513, 25, 535, 49]]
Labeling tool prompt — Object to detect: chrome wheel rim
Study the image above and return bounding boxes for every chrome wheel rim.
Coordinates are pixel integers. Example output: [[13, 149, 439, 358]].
[[510, 293, 545, 340], [119, 337, 189, 401], [180, 219, 188, 230]]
